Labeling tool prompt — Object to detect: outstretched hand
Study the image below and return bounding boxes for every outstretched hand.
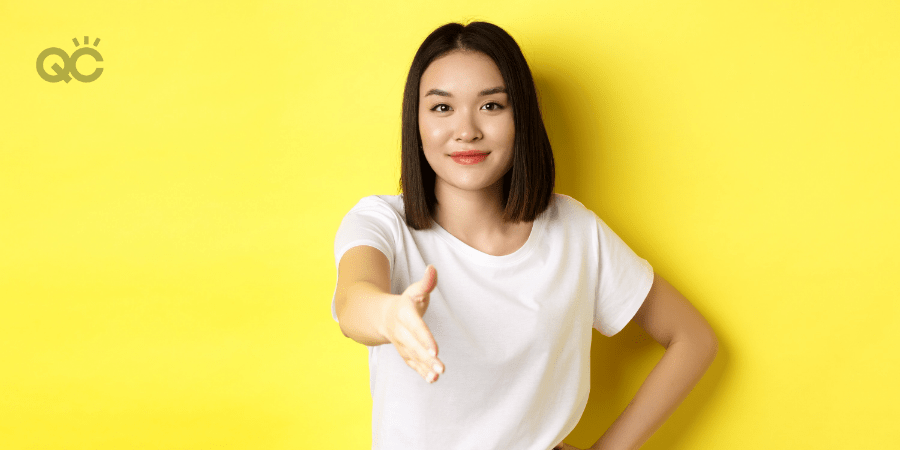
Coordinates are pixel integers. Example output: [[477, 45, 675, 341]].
[[380, 265, 444, 383]]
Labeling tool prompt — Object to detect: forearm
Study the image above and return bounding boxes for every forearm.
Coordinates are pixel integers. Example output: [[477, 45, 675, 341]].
[[336, 281, 396, 346], [590, 337, 718, 450]]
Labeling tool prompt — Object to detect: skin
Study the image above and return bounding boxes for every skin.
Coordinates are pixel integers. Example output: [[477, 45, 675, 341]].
[[420, 50, 533, 256], [333, 50, 718, 450]]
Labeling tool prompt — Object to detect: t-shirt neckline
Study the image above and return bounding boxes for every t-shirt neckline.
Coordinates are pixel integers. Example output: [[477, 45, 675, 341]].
[[429, 206, 548, 267]]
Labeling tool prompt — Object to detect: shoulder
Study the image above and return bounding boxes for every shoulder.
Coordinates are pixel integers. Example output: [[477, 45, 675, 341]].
[[340, 194, 408, 232], [345, 195, 406, 221], [546, 193, 597, 224], [349, 194, 403, 213], [550, 193, 589, 211], [335, 195, 408, 252]]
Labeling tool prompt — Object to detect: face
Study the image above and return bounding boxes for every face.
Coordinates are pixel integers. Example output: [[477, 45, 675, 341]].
[[418, 51, 515, 196]]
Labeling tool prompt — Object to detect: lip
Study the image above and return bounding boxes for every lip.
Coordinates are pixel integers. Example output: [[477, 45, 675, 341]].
[[451, 150, 489, 157], [450, 150, 489, 165]]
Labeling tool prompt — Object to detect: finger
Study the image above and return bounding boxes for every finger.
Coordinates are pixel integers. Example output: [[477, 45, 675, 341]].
[[396, 323, 444, 379], [420, 265, 438, 295], [408, 265, 438, 302], [387, 308, 440, 370], [399, 313, 439, 361], [406, 322, 443, 369], [401, 349, 440, 383], [403, 357, 430, 380]]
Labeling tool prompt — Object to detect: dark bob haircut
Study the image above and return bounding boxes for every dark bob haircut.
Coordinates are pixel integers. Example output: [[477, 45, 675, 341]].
[[400, 21, 556, 230]]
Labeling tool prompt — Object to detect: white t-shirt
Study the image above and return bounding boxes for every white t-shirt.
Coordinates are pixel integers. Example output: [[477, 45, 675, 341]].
[[332, 193, 654, 450]]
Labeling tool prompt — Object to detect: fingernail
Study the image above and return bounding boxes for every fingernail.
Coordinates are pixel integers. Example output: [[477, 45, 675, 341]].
[[429, 348, 437, 357], [427, 372, 435, 382], [432, 363, 443, 374]]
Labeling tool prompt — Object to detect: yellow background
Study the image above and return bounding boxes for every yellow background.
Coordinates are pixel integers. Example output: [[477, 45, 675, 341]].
[[2, 0, 898, 448]]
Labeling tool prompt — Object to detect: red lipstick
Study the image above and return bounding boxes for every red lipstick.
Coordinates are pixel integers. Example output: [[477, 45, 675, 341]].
[[450, 150, 489, 165]]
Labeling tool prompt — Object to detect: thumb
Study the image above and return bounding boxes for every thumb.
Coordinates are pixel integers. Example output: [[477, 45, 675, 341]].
[[409, 265, 438, 302]]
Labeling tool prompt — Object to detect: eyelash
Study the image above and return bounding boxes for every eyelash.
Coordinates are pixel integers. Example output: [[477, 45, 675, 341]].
[[429, 102, 505, 112]]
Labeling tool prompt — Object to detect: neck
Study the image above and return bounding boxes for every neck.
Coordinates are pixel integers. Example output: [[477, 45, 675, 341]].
[[432, 177, 509, 239]]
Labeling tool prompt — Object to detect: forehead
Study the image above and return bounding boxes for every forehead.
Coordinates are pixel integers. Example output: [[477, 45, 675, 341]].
[[419, 51, 505, 95]]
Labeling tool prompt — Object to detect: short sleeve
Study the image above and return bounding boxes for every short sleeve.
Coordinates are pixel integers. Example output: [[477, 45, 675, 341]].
[[331, 196, 401, 322], [593, 216, 654, 336]]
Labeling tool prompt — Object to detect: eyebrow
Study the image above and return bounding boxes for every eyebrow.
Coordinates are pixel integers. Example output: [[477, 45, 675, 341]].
[[424, 86, 508, 97]]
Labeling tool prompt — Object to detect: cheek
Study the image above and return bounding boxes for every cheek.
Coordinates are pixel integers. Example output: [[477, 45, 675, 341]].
[[417, 118, 439, 162], [486, 117, 515, 148], [504, 116, 515, 144], [419, 116, 448, 146]]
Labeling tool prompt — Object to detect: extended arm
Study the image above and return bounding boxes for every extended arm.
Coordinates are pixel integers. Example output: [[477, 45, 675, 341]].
[[590, 273, 718, 450], [333, 245, 444, 382], [333, 245, 396, 346]]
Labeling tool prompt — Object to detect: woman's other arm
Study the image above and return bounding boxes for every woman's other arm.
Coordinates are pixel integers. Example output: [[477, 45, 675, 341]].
[[333, 245, 445, 382], [590, 273, 718, 450]]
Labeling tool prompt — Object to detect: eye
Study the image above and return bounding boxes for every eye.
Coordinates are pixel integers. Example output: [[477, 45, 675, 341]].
[[481, 102, 504, 111], [430, 104, 452, 113]]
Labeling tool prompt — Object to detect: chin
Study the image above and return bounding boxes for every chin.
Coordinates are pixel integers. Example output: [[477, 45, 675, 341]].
[[445, 178, 505, 193]]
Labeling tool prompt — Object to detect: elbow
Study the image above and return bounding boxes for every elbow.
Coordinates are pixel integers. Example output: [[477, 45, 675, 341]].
[[690, 312, 719, 365], [675, 325, 718, 365], [334, 300, 350, 339], [336, 316, 353, 340], [700, 328, 719, 366]]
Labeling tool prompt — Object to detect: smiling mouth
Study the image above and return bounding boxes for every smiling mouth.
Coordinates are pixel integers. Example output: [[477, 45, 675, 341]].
[[450, 151, 489, 165]]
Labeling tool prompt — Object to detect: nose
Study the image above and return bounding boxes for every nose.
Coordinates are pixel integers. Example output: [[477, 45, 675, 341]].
[[455, 110, 483, 142]]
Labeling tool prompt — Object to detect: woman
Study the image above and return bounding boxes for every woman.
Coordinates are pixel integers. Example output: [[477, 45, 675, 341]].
[[332, 21, 718, 450]]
